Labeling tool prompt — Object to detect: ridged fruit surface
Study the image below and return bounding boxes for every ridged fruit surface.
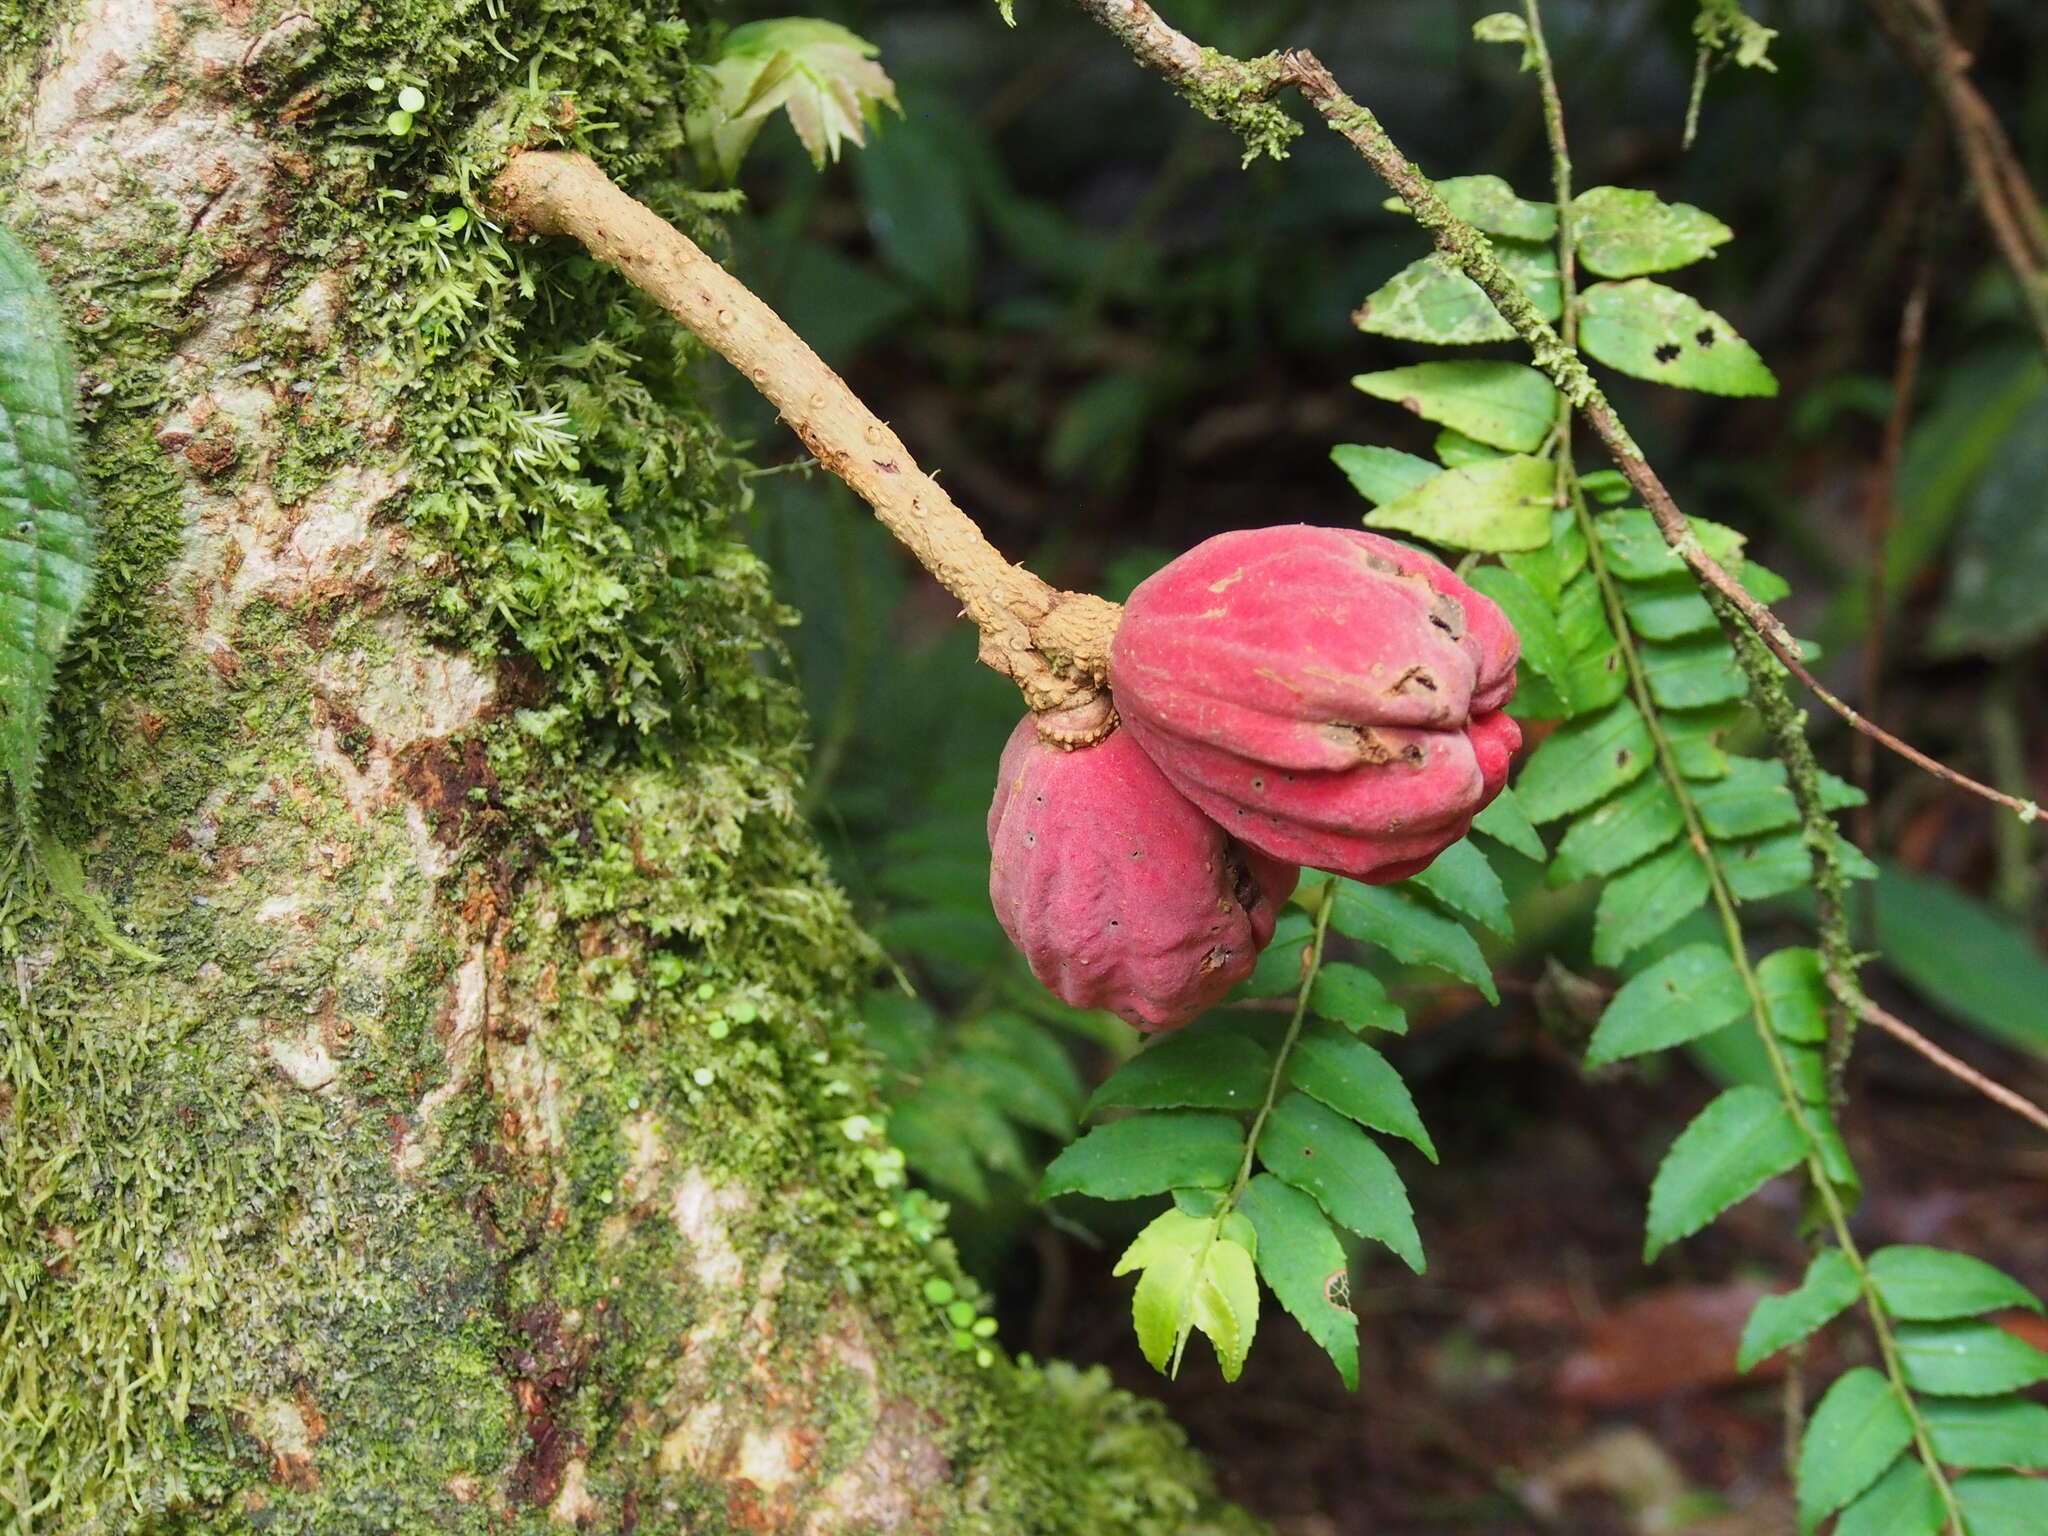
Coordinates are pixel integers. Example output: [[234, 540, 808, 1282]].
[[1110, 525, 1521, 883], [988, 716, 1290, 1031]]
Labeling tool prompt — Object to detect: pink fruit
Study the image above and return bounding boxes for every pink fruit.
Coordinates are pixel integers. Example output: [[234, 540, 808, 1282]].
[[988, 716, 1291, 1031], [1109, 525, 1521, 884]]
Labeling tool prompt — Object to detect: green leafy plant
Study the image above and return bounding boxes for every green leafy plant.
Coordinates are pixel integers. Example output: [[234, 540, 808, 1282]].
[[686, 18, 900, 182], [0, 224, 97, 820]]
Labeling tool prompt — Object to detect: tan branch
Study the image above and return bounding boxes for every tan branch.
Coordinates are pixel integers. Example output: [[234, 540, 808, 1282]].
[[1837, 982, 2048, 1139], [490, 151, 1119, 736]]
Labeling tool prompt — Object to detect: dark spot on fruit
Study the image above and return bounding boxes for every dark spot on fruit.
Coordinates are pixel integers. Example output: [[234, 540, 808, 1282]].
[[1654, 342, 1682, 364], [1250, 776, 1266, 792], [1393, 666, 1440, 695]]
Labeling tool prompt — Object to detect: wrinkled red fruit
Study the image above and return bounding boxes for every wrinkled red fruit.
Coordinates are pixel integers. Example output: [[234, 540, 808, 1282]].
[[988, 716, 1292, 1031], [1109, 525, 1522, 884]]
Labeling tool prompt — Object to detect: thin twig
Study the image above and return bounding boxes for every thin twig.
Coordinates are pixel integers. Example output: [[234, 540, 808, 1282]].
[[1868, 0, 2048, 355], [1067, 0, 2040, 826], [489, 152, 1121, 734], [1842, 985, 2048, 1138]]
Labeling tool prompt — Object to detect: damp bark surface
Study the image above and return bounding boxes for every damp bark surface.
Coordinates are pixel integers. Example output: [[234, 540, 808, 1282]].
[[0, 3, 1252, 1531]]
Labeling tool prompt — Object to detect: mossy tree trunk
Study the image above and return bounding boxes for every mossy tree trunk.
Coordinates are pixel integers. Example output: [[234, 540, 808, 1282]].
[[0, 4, 1248, 1531]]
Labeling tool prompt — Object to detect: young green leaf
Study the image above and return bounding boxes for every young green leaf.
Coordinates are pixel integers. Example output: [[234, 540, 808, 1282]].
[[1329, 883, 1498, 1002], [1330, 444, 1437, 507], [1832, 1456, 1943, 1536], [1307, 961, 1406, 1034], [1796, 1368, 1915, 1534], [0, 223, 98, 814], [1238, 1173, 1359, 1389], [1868, 1247, 2044, 1323], [1516, 700, 1656, 824], [1893, 1321, 2048, 1397], [1579, 279, 1778, 397], [1361, 455, 1554, 552], [1354, 245, 1561, 345], [1587, 943, 1749, 1067], [1593, 842, 1711, 966], [1088, 1028, 1276, 1114], [1382, 174, 1556, 241], [1469, 785, 1546, 862], [1350, 361, 1559, 454], [1550, 773, 1685, 883], [1256, 1091, 1424, 1273], [1114, 1208, 1261, 1380], [1571, 186, 1733, 278], [1923, 1396, 2048, 1470], [1645, 1084, 1807, 1259], [1738, 1249, 1861, 1371], [1288, 1026, 1436, 1161], [687, 19, 901, 179], [1956, 1472, 2048, 1533], [1039, 1112, 1243, 1200], [1402, 838, 1510, 938]]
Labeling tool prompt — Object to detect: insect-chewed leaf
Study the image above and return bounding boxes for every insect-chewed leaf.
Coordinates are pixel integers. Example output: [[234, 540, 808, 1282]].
[[1088, 1027, 1274, 1114], [1383, 174, 1557, 241], [1870, 1247, 2044, 1323], [1238, 1172, 1359, 1389], [1580, 279, 1778, 397], [1354, 244, 1560, 345], [1641, 636, 1748, 710], [0, 224, 97, 814], [1516, 700, 1655, 825], [1645, 1084, 1806, 1260], [1956, 1473, 2048, 1533], [1466, 566, 1567, 689], [1288, 1025, 1435, 1161], [1469, 785, 1546, 862], [1738, 1248, 1860, 1372], [1330, 444, 1436, 507], [1307, 961, 1405, 1034], [1571, 186, 1733, 278], [1330, 883, 1497, 1003], [1361, 455, 1554, 552], [1796, 1367, 1914, 1534], [1351, 361, 1558, 454], [1402, 838, 1510, 938], [1923, 1396, 2048, 1470], [1256, 1091, 1423, 1272], [1551, 774, 1684, 884], [1586, 942, 1748, 1067], [1038, 1111, 1242, 1201], [1832, 1457, 1943, 1536], [1595, 508, 1747, 582], [1593, 842, 1710, 967]]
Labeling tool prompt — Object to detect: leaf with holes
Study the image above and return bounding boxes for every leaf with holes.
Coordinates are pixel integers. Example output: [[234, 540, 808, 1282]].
[[1587, 943, 1749, 1067], [1239, 1172, 1359, 1388], [1580, 279, 1777, 397], [1869, 1247, 2043, 1323], [1645, 1084, 1807, 1259], [1796, 1367, 1914, 1534], [1361, 455, 1554, 552], [1288, 1026, 1436, 1161], [1039, 1112, 1243, 1201], [1351, 361, 1559, 454], [1516, 700, 1656, 824], [1329, 883, 1497, 1002], [1257, 1091, 1423, 1272], [1088, 1028, 1274, 1115], [1354, 244, 1561, 345], [1738, 1249, 1860, 1371], [1572, 186, 1733, 278], [0, 224, 97, 814]]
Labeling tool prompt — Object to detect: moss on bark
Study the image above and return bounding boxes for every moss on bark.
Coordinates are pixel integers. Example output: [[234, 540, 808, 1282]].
[[1, 3, 1255, 1532]]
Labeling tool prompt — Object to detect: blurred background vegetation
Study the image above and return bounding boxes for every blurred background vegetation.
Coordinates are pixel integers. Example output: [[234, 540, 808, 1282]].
[[709, 2, 2048, 1529]]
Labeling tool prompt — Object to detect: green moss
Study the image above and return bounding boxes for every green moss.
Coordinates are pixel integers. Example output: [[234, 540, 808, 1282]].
[[2, 1, 1254, 1529]]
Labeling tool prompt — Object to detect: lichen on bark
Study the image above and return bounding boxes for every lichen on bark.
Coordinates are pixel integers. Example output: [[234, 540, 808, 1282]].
[[0, 2, 1252, 1531]]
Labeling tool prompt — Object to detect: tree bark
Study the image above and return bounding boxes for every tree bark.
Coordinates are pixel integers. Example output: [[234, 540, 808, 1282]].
[[0, 4, 1249, 1531]]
